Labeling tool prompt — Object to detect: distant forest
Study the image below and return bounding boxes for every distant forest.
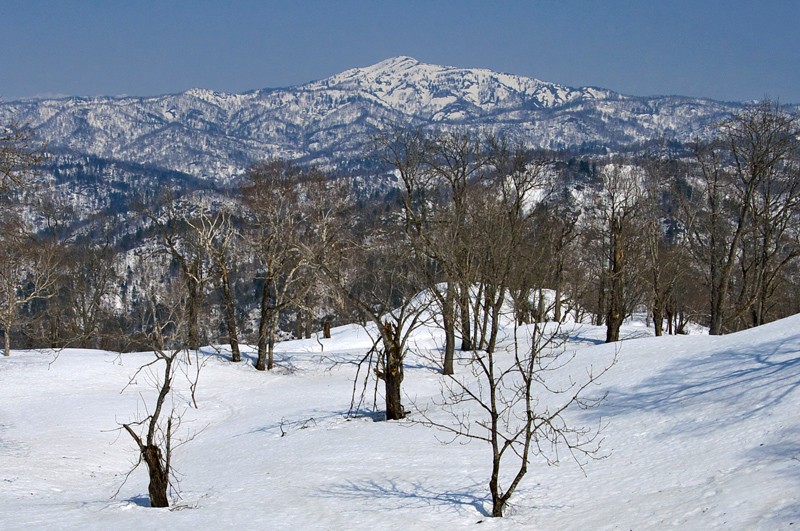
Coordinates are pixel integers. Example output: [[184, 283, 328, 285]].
[[1, 99, 799, 365]]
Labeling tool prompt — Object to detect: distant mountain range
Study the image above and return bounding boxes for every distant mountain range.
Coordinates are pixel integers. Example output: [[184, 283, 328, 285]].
[[0, 57, 774, 183]]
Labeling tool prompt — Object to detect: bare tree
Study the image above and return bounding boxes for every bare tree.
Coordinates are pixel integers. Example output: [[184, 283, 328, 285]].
[[31, 194, 123, 349], [637, 146, 688, 336], [0, 119, 48, 355], [186, 206, 242, 362], [372, 127, 457, 374], [140, 190, 214, 350], [0, 119, 45, 202], [317, 208, 429, 420], [424, 131, 492, 356], [0, 235, 61, 355], [419, 319, 614, 517], [586, 159, 645, 342], [240, 160, 321, 370], [285, 166, 432, 419], [684, 100, 800, 334], [476, 137, 548, 354], [118, 261, 196, 508], [536, 184, 581, 324], [405, 138, 616, 517], [374, 127, 498, 374], [731, 103, 800, 327]]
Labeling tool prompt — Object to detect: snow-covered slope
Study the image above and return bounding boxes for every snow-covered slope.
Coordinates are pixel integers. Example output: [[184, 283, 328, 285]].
[[308, 56, 612, 119], [1, 57, 749, 182], [2, 314, 799, 529]]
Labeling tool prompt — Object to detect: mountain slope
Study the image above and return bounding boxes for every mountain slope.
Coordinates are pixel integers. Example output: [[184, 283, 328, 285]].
[[0, 57, 755, 182]]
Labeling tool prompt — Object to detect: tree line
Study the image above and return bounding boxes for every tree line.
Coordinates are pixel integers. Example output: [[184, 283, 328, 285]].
[[2, 100, 799, 357]]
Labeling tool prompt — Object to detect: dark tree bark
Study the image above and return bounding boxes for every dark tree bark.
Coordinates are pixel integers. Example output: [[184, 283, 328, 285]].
[[143, 443, 170, 508], [605, 218, 625, 343], [256, 276, 274, 371], [381, 323, 406, 420], [122, 345, 176, 508], [442, 282, 456, 375], [220, 268, 241, 362], [186, 270, 202, 351], [459, 281, 472, 351], [296, 311, 303, 340], [652, 301, 664, 337], [595, 274, 605, 327]]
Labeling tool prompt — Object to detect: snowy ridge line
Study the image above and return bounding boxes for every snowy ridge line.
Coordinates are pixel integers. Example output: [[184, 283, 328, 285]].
[[0, 57, 768, 183]]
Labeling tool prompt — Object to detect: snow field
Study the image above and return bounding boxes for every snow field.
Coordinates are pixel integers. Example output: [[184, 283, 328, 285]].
[[2, 316, 799, 529]]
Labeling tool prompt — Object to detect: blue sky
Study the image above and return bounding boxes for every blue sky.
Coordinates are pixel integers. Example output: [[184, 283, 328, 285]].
[[1, 0, 798, 102]]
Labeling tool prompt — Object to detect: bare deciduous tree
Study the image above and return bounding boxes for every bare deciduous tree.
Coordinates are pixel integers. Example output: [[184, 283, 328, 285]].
[[684, 100, 800, 334], [0, 119, 48, 355], [637, 144, 688, 336], [0, 119, 45, 201], [140, 190, 214, 350], [0, 236, 61, 355], [419, 320, 614, 517], [118, 261, 197, 508], [186, 206, 242, 362], [240, 160, 322, 370], [587, 159, 645, 342]]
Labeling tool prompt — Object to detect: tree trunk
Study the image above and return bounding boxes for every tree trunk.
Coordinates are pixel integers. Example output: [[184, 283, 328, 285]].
[[676, 311, 688, 335], [489, 455, 503, 517], [384, 338, 405, 420], [49, 312, 59, 349], [268, 311, 279, 370], [220, 270, 241, 362], [708, 294, 724, 335], [442, 283, 456, 375], [471, 282, 484, 348], [304, 303, 312, 339], [537, 287, 546, 323], [187, 278, 201, 351], [459, 282, 472, 351], [595, 274, 605, 326], [554, 278, 563, 323], [4, 330, 9, 357], [605, 219, 624, 343], [323, 319, 331, 339], [442, 311, 455, 375], [256, 276, 273, 371], [479, 289, 491, 349], [296, 310, 303, 339], [652, 303, 664, 337], [486, 287, 506, 355], [143, 445, 170, 508]]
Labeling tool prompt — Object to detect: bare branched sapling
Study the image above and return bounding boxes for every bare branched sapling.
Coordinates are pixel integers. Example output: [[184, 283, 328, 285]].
[[118, 274, 199, 508], [420, 321, 615, 517]]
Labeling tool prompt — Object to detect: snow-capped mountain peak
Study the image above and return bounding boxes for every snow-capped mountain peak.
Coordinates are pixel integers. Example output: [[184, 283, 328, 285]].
[[310, 56, 605, 119], [0, 57, 752, 182]]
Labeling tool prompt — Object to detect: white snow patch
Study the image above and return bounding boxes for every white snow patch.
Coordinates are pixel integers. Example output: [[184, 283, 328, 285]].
[[2, 313, 800, 529]]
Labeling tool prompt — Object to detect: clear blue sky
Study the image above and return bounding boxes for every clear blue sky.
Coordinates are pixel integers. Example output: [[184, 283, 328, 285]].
[[1, 0, 798, 103]]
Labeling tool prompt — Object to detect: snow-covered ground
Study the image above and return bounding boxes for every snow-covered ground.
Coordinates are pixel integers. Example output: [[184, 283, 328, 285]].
[[2, 315, 799, 530]]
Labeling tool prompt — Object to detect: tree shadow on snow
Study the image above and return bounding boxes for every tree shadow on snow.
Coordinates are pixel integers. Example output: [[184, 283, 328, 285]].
[[236, 408, 385, 438], [744, 425, 800, 481], [561, 325, 608, 347], [199, 346, 300, 373], [591, 333, 800, 438], [316, 477, 493, 517], [124, 494, 151, 507]]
